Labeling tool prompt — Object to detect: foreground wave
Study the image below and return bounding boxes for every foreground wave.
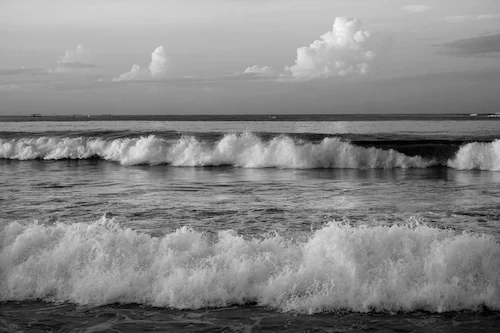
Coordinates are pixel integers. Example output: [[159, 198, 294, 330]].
[[0, 133, 499, 170], [1, 217, 499, 313]]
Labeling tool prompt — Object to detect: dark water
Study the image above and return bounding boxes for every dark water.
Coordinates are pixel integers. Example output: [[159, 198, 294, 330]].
[[2, 302, 500, 332], [1, 160, 500, 235], [1, 117, 499, 332]]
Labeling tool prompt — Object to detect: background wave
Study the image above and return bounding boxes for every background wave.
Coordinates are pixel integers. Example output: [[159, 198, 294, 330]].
[[1, 133, 499, 170]]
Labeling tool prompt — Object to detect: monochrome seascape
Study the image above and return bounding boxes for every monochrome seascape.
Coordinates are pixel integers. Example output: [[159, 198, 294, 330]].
[[0, 115, 499, 332]]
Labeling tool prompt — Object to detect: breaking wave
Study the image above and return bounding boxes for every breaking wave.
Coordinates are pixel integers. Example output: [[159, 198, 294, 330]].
[[448, 140, 500, 171], [0, 133, 499, 170], [0, 133, 434, 169], [1, 217, 499, 313]]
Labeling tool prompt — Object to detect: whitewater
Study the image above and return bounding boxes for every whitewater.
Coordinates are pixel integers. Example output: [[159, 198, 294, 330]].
[[1, 133, 499, 171], [1, 117, 500, 332], [1, 217, 499, 313]]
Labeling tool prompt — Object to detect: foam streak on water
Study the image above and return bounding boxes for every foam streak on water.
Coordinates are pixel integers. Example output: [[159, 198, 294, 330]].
[[1, 217, 499, 313]]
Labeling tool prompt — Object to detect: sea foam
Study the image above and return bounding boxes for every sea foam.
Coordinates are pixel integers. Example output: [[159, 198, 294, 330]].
[[0, 133, 434, 169], [1, 217, 499, 313], [2, 133, 499, 170], [448, 139, 500, 171]]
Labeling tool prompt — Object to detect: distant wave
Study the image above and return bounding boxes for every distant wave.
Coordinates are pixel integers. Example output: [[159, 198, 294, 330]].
[[1, 217, 499, 313], [0, 133, 499, 170]]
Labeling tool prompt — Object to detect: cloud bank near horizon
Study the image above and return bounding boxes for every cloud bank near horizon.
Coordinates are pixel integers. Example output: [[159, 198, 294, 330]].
[[443, 14, 500, 23], [442, 34, 500, 56]]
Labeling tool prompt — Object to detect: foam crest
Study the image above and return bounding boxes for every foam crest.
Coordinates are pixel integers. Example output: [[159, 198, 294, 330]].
[[448, 139, 500, 171], [1, 218, 499, 313], [0, 133, 434, 169]]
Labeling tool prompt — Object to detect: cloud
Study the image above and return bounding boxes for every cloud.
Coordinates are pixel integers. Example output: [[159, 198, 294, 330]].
[[235, 65, 277, 77], [441, 34, 500, 56], [56, 62, 97, 69], [443, 15, 469, 23], [112, 64, 141, 82], [149, 46, 168, 77], [444, 14, 500, 23], [477, 14, 500, 20], [55, 45, 96, 72], [0, 84, 21, 93], [284, 17, 391, 80], [0, 68, 46, 76], [244, 65, 276, 75], [113, 46, 169, 82], [402, 5, 432, 13], [59, 45, 86, 62]]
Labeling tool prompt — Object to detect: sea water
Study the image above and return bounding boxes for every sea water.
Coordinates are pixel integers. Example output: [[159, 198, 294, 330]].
[[1, 116, 499, 332]]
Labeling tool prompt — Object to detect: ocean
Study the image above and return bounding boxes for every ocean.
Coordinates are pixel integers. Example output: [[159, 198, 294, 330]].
[[1, 115, 499, 332]]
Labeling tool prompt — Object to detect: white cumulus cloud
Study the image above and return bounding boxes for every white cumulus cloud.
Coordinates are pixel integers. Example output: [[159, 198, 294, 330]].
[[59, 45, 88, 63], [284, 17, 391, 80], [149, 46, 168, 77], [113, 46, 169, 82], [235, 65, 277, 77], [112, 64, 141, 82], [402, 5, 433, 13], [55, 45, 96, 72]]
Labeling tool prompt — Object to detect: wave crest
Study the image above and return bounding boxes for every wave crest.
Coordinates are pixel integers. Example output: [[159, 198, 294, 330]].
[[1, 217, 499, 313], [448, 139, 500, 171], [0, 133, 434, 169]]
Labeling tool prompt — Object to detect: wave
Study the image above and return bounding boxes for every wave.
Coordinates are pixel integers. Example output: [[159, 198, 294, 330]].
[[1, 217, 499, 313], [0, 133, 434, 169], [448, 140, 500, 171], [0, 133, 499, 170]]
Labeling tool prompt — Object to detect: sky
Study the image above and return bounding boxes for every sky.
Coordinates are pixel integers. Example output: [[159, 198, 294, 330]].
[[1, 0, 500, 115]]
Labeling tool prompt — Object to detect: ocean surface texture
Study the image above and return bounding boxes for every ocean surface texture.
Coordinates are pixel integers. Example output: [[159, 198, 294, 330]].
[[1, 115, 499, 332]]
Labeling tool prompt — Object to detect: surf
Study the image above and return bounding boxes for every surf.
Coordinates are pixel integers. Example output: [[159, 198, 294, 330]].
[[1, 217, 499, 313], [0, 133, 499, 171]]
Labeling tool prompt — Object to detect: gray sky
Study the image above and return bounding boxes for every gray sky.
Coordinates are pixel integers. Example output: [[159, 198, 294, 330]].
[[1, 0, 500, 115]]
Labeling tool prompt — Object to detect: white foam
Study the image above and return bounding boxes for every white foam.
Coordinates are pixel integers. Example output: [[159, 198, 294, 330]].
[[448, 139, 500, 171], [1, 217, 499, 313], [0, 133, 434, 169]]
